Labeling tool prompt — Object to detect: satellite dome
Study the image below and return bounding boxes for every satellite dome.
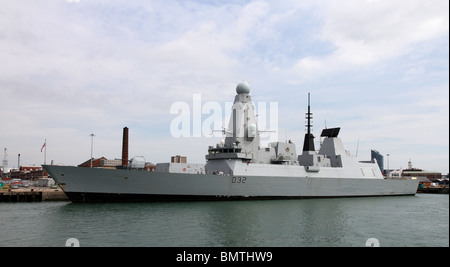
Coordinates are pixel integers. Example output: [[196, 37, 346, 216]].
[[236, 82, 250, 94]]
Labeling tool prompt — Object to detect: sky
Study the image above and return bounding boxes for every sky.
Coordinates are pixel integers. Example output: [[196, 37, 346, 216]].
[[0, 0, 448, 174]]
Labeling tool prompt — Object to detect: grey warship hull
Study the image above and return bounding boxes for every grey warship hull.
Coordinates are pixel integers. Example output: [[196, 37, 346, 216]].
[[43, 164, 418, 202]]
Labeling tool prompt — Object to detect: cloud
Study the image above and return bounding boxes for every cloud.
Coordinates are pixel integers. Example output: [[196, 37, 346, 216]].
[[0, 0, 448, 174], [292, 0, 449, 81]]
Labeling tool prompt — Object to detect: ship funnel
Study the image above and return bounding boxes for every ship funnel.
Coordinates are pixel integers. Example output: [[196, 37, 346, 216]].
[[122, 127, 129, 166]]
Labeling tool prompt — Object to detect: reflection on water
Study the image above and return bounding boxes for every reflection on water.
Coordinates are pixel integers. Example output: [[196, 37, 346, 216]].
[[0, 194, 448, 247]]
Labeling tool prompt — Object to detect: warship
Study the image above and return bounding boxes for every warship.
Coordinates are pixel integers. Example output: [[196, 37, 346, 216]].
[[43, 83, 418, 202]]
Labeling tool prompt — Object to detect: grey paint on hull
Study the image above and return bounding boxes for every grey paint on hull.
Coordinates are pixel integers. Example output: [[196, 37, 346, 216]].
[[44, 165, 418, 202]]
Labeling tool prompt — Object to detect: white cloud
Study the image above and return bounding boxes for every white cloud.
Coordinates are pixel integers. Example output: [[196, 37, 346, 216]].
[[0, 0, 448, 173], [293, 0, 449, 80]]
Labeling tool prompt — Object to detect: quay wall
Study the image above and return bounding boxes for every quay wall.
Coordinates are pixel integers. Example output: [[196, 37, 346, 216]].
[[0, 187, 68, 202]]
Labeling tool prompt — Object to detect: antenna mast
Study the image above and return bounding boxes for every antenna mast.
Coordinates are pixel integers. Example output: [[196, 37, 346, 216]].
[[307, 93, 311, 135], [302, 93, 315, 152], [356, 138, 360, 157]]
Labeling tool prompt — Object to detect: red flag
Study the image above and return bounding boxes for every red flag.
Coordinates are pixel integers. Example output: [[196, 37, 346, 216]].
[[41, 141, 46, 152]]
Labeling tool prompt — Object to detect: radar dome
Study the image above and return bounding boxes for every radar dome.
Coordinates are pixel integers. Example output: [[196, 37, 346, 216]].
[[236, 82, 250, 94]]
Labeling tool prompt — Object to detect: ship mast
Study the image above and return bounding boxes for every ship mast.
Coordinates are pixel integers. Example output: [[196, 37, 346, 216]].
[[302, 93, 315, 152]]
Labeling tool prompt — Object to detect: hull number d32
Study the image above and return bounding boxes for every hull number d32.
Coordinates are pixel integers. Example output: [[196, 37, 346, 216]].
[[232, 176, 247, 184]]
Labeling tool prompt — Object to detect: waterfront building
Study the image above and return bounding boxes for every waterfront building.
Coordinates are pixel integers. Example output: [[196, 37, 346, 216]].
[[401, 159, 442, 181], [9, 166, 49, 180], [171, 155, 187, 163], [79, 157, 120, 168]]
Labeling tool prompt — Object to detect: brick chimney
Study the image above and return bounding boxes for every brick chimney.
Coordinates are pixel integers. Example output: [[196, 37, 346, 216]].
[[122, 127, 129, 166]]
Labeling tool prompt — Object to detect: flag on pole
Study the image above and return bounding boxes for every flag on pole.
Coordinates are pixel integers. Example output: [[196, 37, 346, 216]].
[[41, 141, 46, 152]]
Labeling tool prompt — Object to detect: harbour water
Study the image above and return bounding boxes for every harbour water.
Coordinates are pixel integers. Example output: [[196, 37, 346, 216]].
[[0, 194, 448, 247]]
